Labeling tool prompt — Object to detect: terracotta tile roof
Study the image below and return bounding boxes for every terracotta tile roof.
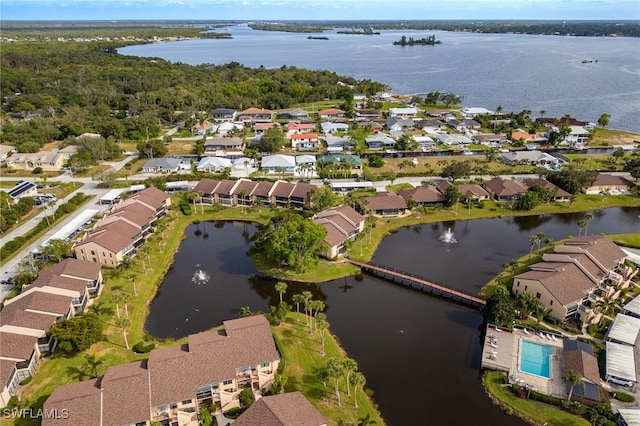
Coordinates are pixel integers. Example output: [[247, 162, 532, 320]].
[[234, 391, 328, 426], [563, 349, 601, 384], [287, 122, 315, 131], [3, 289, 72, 316], [291, 133, 318, 139], [0, 331, 37, 360], [362, 192, 407, 212], [399, 185, 445, 204], [42, 378, 102, 426], [254, 123, 277, 131], [194, 178, 221, 195], [515, 262, 594, 305], [240, 107, 273, 115], [102, 361, 151, 426]]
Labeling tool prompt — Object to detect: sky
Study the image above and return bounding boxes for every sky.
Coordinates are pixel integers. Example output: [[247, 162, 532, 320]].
[[1, 0, 639, 21]]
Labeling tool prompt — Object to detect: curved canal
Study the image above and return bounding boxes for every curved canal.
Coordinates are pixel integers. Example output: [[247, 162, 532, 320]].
[[145, 207, 639, 425]]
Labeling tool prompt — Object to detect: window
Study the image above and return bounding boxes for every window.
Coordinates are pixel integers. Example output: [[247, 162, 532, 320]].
[[536, 292, 541, 299], [170, 403, 177, 409], [90, 250, 96, 256], [550, 300, 553, 306], [223, 380, 233, 385], [524, 285, 528, 291], [181, 399, 192, 405], [516, 282, 520, 287], [260, 362, 270, 368]]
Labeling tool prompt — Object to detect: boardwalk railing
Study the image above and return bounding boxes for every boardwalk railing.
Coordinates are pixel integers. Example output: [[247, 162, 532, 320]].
[[347, 259, 486, 308]]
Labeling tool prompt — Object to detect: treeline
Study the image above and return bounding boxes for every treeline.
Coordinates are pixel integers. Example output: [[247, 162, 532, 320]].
[[0, 40, 387, 152]]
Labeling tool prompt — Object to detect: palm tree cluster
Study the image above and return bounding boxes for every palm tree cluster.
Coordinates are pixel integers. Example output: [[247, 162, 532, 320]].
[[577, 213, 594, 236], [527, 232, 553, 259], [319, 357, 366, 408]]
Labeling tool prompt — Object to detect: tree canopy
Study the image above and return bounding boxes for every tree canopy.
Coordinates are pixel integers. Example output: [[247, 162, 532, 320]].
[[49, 313, 104, 353], [249, 210, 328, 272]]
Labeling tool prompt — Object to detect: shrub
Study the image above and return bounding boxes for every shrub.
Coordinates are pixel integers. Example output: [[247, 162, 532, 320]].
[[19, 376, 33, 386], [133, 342, 156, 353], [32, 167, 43, 174], [179, 202, 192, 215], [225, 407, 241, 418], [613, 392, 635, 403]]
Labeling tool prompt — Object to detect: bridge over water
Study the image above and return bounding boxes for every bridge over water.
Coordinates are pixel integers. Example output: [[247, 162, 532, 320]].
[[346, 259, 486, 308]]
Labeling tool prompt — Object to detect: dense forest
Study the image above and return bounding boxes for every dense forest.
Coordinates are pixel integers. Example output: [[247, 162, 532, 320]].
[[0, 37, 387, 152]]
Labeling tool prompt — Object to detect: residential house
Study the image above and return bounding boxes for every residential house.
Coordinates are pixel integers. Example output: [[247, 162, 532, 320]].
[[448, 118, 481, 133], [325, 135, 352, 152], [399, 185, 445, 206], [216, 122, 244, 136], [564, 126, 590, 147], [43, 315, 281, 425], [286, 121, 316, 135], [7, 181, 38, 203], [203, 137, 244, 158], [584, 173, 634, 195], [233, 392, 328, 426], [385, 118, 414, 134], [0, 145, 16, 162], [6, 151, 66, 171], [562, 340, 602, 403], [437, 181, 491, 202], [473, 133, 507, 145], [360, 192, 407, 217], [483, 178, 528, 201], [141, 158, 188, 174], [421, 119, 446, 132], [290, 133, 320, 151], [254, 122, 278, 135], [375, 92, 392, 101], [211, 108, 237, 121], [193, 179, 221, 205], [510, 130, 546, 145], [500, 151, 561, 167], [460, 107, 493, 117], [320, 122, 349, 134], [114, 187, 171, 221], [295, 155, 317, 178], [261, 155, 297, 174], [278, 109, 310, 121], [237, 107, 273, 123], [318, 153, 363, 170], [414, 136, 436, 150], [424, 109, 453, 119], [313, 205, 365, 258], [523, 178, 571, 201], [512, 236, 627, 322], [365, 134, 396, 150], [353, 110, 382, 121], [388, 107, 418, 118], [436, 134, 473, 146], [0, 332, 40, 407], [318, 108, 345, 119], [196, 156, 232, 173], [536, 117, 592, 129]]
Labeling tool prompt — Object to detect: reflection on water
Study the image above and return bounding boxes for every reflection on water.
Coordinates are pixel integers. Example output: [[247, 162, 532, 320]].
[[146, 208, 638, 425]]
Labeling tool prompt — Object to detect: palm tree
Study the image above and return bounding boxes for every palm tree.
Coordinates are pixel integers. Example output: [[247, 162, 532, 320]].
[[316, 314, 329, 356], [534, 304, 550, 325], [112, 293, 125, 318], [350, 371, 366, 408], [535, 232, 546, 251], [237, 189, 248, 214], [275, 281, 288, 304], [564, 370, 584, 401], [316, 367, 330, 402], [292, 294, 305, 321], [127, 274, 138, 297], [358, 413, 378, 426], [577, 220, 587, 236], [301, 291, 313, 325], [326, 357, 344, 407], [238, 306, 253, 318], [528, 234, 539, 259], [311, 300, 326, 332], [85, 354, 103, 378], [116, 317, 131, 350], [505, 259, 518, 274], [343, 358, 358, 396], [584, 213, 594, 235]]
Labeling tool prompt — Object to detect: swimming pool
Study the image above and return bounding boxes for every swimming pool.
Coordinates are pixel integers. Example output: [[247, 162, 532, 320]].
[[519, 340, 553, 378]]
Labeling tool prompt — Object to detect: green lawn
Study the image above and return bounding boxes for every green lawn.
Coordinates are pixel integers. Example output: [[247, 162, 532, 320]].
[[483, 371, 589, 426], [274, 313, 385, 425]]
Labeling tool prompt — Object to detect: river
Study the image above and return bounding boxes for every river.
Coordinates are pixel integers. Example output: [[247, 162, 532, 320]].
[[145, 207, 640, 425], [119, 24, 640, 132]]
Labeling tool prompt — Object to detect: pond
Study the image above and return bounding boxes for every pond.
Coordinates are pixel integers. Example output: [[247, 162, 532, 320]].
[[145, 207, 639, 425]]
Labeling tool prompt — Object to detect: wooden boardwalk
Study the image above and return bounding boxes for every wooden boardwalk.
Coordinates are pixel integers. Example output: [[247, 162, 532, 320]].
[[346, 259, 486, 308]]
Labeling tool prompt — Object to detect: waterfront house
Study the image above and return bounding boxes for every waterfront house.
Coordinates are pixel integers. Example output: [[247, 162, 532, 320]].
[[461, 107, 493, 117], [360, 192, 407, 217], [231, 179, 259, 207], [42, 315, 281, 425], [512, 236, 628, 322], [74, 220, 143, 267], [500, 150, 561, 167], [523, 178, 571, 201], [421, 119, 446, 132], [447, 118, 481, 132], [388, 107, 417, 118], [318, 108, 345, 119], [438, 181, 491, 202], [483, 178, 528, 201], [584, 173, 634, 195], [365, 133, 396, 150], [313, 205, 365, 258], [318, 153, 363, 170], [473, 133, 507, 145], [562, 340, 602, 403], [233, 392, 328, 426], [325, 135, 352, 152], [261, 154, 297, 174], [353, 110, 383, 121], [436, 134, 473, 145], [399, 185, 445, 206], [510, 130, 546, 145]]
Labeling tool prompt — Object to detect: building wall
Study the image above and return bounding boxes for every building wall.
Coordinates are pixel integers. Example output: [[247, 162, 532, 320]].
[[75, 242, 124, 267], [512, 278, 568, 320]]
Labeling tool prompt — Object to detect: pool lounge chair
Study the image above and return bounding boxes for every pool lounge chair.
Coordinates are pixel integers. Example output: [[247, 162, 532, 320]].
[[523, 328, 530, 335], [551, 334, 557, 341]]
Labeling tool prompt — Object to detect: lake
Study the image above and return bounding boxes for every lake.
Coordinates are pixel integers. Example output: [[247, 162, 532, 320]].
[[120, 24, 640, 132], [145, 207, 640, 425]]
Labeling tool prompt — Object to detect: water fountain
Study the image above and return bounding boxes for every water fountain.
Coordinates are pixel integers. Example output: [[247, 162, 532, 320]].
[[191, 265, 211, 285], [438, 228, 457, 244]]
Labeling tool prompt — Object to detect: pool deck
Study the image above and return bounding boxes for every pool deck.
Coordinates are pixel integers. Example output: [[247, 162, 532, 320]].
[[481, 325, 567, 399]]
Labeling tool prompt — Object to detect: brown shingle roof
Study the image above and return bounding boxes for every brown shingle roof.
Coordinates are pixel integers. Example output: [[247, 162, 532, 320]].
[[108, 202, 156, 227], [271, 181, 296, 198], [234, 391, 328, 426], [457, 183, 490, 199], [290, 182, 315, 199], [2, 289, 72, 316], [399, 185, 445, 204], [0, 332, 37, 360], [523, 178, 571, 198], [76, 220, 140, 253], [563, 349, 601, 384], [42, 378, 102, 426], [484, 178, 528, 197], [560, 236, 626, 270], [0, 360, 17, 392], [0, 304, 57, 332], [213, 179, 238, 196], [50, 258, 101, 281], [194, 178, 221, 195], [362, 192, 407, 211], [102, 361, 151, 426], [253, 181, 275, 197], [591, 173, 633, 189], [515, 262, 594, 305], [231, 179, 258, 195], [148, 345, 197, 406]]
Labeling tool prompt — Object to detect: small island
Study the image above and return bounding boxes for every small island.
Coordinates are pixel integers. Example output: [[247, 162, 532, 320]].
[[337, 27, 380, 35], [307, 35, 329, 40], [393, 34, 441, 46]]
